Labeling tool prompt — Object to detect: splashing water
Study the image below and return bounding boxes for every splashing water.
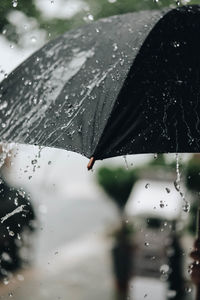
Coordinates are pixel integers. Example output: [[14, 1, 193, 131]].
[[123, 155, 129, 169], [1, 205, 27, 223], [174, 153, 190, 212], [0, 143, 15, 168]]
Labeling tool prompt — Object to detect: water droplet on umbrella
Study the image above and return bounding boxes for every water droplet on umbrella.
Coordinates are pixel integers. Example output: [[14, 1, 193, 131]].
[[173, 41, 180, 48], [0, 101, 8, 110], [14, 198, 18, 206], [9, 230, 15, 237]]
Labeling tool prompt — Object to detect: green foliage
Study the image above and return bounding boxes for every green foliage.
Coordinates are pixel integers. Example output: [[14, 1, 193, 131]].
[[96, 166, 138, 210], [1, 0, 200, 45], [185, 156, 200, 192], [184, 155, 200, 235], [148, 154, 167, 166], [0, 0, 41, 42]]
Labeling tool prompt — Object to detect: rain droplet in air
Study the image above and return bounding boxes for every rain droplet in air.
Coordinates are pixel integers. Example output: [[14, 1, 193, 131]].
[[145, 183, 150, 189], [185, 286, 192, 293], [183, 202, 190, 213], [113, 43, 118, 51], [31, 36, 37, 43], [31, 159, 37, 165], [123, 155, 129, 169], [167, 290, 177, 298], [165, 187, 170, 193], [174, 154, 181, 192], [160, 201, 165, 208], [173, 41, 180, 48], [12, 0, 18, 7], [144, 242, 149, 247]]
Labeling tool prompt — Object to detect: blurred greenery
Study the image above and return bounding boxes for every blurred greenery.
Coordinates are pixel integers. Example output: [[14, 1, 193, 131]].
[[96, 166, 138, 211], [185, 155, 200, 193], [185, 155, 200, 235], [1, 0, 200, 45]]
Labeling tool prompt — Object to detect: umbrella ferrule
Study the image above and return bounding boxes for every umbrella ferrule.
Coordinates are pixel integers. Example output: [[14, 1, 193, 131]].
[[87, 157, 95, 171]]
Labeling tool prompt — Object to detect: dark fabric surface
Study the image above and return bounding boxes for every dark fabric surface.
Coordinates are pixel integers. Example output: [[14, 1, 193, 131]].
[[0, 6, 200, 160]]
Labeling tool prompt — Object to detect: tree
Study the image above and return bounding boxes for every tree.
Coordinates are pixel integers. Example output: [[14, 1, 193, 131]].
[[1, 0, 199, 45], [96, 166, 138, 214]]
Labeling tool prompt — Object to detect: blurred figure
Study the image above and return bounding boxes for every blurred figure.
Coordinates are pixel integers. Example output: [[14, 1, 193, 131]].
[[0, 144, 35, 276], [112, 223, 134, 300], [167, 222, 184, 300]]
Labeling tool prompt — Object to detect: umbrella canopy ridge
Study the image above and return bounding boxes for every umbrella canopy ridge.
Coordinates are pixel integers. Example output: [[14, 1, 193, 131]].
[[0, 5, 200, 161]]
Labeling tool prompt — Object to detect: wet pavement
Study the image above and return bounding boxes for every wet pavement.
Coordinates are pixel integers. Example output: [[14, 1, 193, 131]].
[[0, 235, 114, 300], [0, 234, 195, 300]]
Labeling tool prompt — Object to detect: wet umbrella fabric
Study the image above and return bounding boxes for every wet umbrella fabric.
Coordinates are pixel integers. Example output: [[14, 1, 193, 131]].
[[0, 5, 200, 161]]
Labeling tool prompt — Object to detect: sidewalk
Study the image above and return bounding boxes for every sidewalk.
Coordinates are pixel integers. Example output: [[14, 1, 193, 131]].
[[0, 234, 194, 300], [0, 235, 114, 300]]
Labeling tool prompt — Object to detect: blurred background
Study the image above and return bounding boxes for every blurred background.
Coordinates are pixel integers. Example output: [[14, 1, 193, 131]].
[[0, 0, 200, 299]]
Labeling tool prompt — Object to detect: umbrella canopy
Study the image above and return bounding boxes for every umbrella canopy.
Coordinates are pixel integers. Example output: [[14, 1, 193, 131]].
[[0, 5, 200, 163]]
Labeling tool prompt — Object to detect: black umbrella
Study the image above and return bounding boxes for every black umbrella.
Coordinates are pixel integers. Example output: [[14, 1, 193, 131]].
[[0, 5, 200, 170]]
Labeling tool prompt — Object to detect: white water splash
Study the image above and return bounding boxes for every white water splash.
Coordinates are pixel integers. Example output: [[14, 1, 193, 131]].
[[123, 155, 129, 169], [1, 205, 27, 223], [174, 153, 189, 212]]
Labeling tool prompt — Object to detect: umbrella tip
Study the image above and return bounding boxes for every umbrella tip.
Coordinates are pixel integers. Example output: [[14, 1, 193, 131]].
[[87, 157, 95, 171]]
